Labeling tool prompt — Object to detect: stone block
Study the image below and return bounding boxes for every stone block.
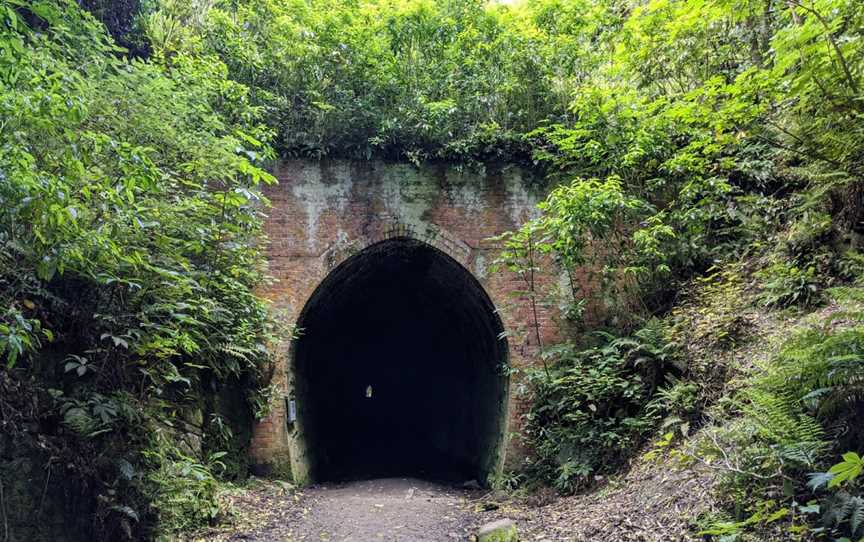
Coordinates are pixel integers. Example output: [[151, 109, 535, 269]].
[[477, 519, 518, 542]]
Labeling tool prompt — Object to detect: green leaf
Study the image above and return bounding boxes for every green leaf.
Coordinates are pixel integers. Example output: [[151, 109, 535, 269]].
[[828, 452, 864, 488]]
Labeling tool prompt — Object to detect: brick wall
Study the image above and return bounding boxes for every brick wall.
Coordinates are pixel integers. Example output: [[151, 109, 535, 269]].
[[251, 159, 565, 480]]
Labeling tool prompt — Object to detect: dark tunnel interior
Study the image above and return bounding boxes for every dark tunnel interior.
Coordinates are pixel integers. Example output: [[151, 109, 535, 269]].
[[292, 238, 509, 484]]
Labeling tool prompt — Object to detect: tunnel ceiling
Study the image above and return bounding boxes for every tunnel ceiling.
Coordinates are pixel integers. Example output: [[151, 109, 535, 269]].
[[292, 238, 508, 484]]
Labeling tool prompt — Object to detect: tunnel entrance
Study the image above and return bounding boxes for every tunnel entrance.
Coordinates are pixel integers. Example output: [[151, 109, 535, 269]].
[[292, 238, 508, 484]]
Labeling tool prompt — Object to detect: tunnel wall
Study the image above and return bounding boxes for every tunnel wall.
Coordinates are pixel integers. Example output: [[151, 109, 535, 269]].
[[252, 159, 579, 483]]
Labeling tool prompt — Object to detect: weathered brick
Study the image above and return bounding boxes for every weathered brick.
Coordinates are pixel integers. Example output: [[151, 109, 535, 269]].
[[251, 159, 584, 477]]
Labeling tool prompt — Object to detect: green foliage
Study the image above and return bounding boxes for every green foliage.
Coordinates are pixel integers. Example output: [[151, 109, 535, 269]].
[[825, 452, 864, 489], [4, 0, 864, 536], [489, 220, 548, 354], [0, 306, 49, 367], [497, 0, 862, 307], [141, 0, 613, 162], [143, 440, 229, 534], [838, 252, 864, 286], [808, 452, 864, 541], [525, 323, 675, 492], [754, 211, 841, 310], [539, 175, 676, 314], [538, 176, 655, 270], [695, 288, 864, 539], [492, 175, 674, 332], [646, 376, 700, 438], [697, 499, 794, 540], [668, 266, 751, 352], [819, 491, 864, 541], [0, 1, 277, 538], [488, 0, 863, 508], [489, 470, 526, 493], [756, 262, 823, 308]]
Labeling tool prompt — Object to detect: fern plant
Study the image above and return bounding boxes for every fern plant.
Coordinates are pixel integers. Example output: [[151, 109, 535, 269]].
[[808, 452, 864, 541], [742, 386, 827, 470], [700, 290, 864, 539], [821, 491, 864, 540], [756, 262, 823, 309], [525, 324, 674, 492], [645, 375, 699, 437], [773, 326, 864, 453]]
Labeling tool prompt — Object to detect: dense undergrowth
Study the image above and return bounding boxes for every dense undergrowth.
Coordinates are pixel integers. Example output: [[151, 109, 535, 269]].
[[0, 2, 278, 539], [472, 0, 864, 541], [1, 0, 863, 539], [690, 283, 864, 541]]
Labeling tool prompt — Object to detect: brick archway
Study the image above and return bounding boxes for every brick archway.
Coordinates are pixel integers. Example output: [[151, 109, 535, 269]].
[[321, 219, 472, 272], [250, 159, 559, 483], [289, 235, 509, 483]]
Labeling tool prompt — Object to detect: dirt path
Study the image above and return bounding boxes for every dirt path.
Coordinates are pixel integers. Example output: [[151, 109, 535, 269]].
[[193, 478, 483, 541], [192, 449, 717, 541], [285, 478, 480, 541]]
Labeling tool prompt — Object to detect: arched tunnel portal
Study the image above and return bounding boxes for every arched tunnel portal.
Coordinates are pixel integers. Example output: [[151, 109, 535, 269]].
[[291, 238, 509, 484]]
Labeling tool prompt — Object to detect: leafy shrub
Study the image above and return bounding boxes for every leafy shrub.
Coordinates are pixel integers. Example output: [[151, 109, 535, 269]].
[[525, 323, 675, 492], [782, 212, 835, 259], [0, 3, 275, 538], [807, 452, 864, 541], [145, 0, 593, 162], [489, 470, 526, 493], [754, 213, 847, 311], [491, 175, 676, 339], [838, 251, 864, 285], [646, 376, 700, 438], [143, 442, 229, 535], [817, 489, 864, 541]]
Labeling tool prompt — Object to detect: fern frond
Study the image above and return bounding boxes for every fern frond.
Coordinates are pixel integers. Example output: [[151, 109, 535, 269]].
[[63, 406, 98, 436], [216, 343, 253, 361], [850, 496, 864, 537]]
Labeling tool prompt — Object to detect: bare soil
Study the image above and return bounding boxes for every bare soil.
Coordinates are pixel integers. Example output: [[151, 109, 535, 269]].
[[475, 457, 716, 541]]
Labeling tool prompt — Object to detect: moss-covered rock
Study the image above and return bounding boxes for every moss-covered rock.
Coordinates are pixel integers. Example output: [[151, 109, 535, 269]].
[[477, 518, 518, 542]]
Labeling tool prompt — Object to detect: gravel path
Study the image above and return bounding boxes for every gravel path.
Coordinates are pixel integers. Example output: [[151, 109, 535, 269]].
[[191, 478, 483, 541], [285, 478, 480, 541]]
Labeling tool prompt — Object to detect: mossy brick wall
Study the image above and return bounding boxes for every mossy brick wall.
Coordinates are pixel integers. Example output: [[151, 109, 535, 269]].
[[251, 159, 588, 481]]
